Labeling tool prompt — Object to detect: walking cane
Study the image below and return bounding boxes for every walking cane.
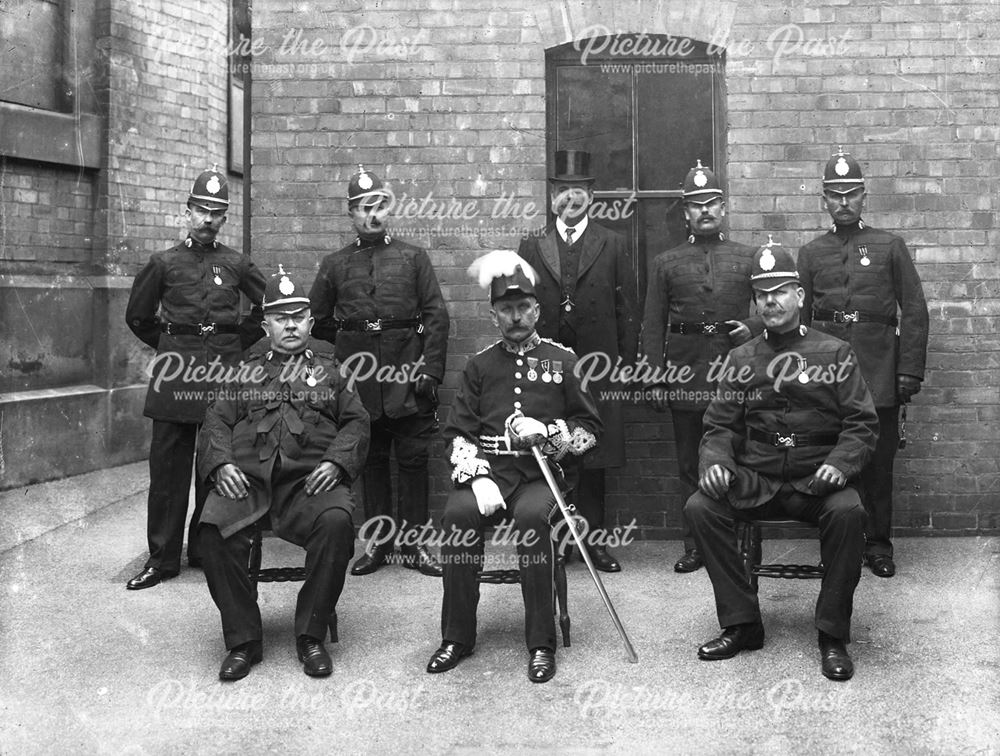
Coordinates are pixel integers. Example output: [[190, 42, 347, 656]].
[[530, 445, 639, 663]]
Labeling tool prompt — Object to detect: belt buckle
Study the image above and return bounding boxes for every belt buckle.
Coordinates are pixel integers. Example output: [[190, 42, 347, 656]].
[[835, 311, 859, 324], [776, 434, 796, 448], [702, 322, 718, 335], [365, 319, 383, 332], [199, 323, 216, 336]]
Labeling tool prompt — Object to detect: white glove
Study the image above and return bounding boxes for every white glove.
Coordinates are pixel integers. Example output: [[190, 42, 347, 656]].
[[509, 416, 548, 444], [471, 476, 506, 517]]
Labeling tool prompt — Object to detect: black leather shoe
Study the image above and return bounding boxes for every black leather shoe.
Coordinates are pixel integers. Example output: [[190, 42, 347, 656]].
[[296, 635, 332, 677], [126, 567, 178, 590], [819, 631, 854, 680], [350, 543, 393, 576], [528, 647, 557, 683], [697, 622, 765, 660], [219, 642, 262, 681], [867, 554, 896, 578], [674, 549, 704, 573], [401, 544, 443, 577], [586, 544, 621, 573], [426, 641, 473, 673]]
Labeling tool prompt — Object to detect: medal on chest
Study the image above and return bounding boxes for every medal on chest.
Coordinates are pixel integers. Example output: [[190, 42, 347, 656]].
[[797, 356, 810, 384], [305, 365, 318, 387], [858, 244, 871, 267], [540, 359, 552, 383], [212, 264, 223, 285], [526, 357, 539, 382], [552, 360, 564, 384]]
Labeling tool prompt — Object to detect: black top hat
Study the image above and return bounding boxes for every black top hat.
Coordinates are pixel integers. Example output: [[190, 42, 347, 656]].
[[549, 150, 594, 183]]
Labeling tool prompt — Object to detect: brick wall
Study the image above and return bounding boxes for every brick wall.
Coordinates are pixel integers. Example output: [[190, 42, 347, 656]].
[[0, 0, 244, 488], [251, 0, 1000, 535]]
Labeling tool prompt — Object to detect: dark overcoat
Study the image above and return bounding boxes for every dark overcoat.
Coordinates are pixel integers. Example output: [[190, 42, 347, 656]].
[[699, 326, 879, 510], [197, 341, 370, 546]]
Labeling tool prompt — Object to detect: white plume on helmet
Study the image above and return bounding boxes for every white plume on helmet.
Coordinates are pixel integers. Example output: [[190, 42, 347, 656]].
[[467, 249, 537, 290]]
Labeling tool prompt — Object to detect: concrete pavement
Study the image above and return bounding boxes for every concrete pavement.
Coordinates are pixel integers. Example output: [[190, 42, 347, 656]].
[[0, 463, 997, 754]]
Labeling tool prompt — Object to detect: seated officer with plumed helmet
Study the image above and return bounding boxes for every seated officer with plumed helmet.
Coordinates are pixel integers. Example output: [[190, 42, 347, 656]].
[[684, 241, 878, 681], [426, 250, 602, 684], [197, 267, 370, 681]]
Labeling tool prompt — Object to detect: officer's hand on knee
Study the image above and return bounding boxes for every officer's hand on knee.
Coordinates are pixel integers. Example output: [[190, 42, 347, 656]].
[[471, 476, 506, 517], [699, 464, 733, 500], [214, 463, 250, 499], [305, 461, 343, 496], [808, 464, 846, 495]]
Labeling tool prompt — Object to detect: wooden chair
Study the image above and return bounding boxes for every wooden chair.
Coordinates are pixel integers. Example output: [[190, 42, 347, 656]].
[[247, 521, 338, 643], [737, 518, 824, 591], [477, 539, 571, 648]]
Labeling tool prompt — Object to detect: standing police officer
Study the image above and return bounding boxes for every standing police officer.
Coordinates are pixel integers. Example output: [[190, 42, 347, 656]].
[[797, 149, 930, 578], [642, 160, 761, 573], [517, 149, 639, 572], [310, 165, 450, 577], [125, 166, 266, 590]]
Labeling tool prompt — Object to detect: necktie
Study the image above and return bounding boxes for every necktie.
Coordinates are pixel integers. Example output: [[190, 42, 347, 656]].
[[565, 226, 575, 245]]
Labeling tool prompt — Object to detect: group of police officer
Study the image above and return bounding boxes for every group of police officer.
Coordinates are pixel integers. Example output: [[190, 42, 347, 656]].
[[124, 147, 927, 683]]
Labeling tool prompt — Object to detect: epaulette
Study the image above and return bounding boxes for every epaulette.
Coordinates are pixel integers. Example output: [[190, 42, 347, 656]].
[[538, 336, 576, 355]]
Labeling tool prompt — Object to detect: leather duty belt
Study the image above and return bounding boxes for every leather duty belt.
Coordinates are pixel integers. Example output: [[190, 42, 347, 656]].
[[335, 317, 423, 333], [748, 428, 840, 448], [478, 435, 530, 457], [161, 322, 240, 336], [669, 321, 728, 335], [812, 309, 897, 326]]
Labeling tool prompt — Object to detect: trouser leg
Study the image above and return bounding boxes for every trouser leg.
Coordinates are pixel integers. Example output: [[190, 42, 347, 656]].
[[199, 523, 261, 650], [187, 453, 209, 563], [860, 406, 898, 558], [362, 418, 393, 525], [684, 491, 760, 628], [440, 489, 484, 647], [671, 409, 705, 551], [393, 411, 436, 531], [575, 467, 606, 538], [295, 508, 355, 640], [146, 421, 198, 572], [780, 487, 867, 642], [510, 481, 557, 652]]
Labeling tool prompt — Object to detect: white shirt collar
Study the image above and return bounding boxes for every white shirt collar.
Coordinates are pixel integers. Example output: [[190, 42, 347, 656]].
[[556, 215, 588, 243]]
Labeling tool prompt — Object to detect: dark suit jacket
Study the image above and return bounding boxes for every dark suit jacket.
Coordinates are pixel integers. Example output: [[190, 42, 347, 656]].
[[517, 221, 639, 468]]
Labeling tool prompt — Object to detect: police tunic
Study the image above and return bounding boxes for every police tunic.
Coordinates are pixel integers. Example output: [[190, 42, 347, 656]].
[[126, 238, 266, 423], [642, 235, 762, 409], [309, 235, 450, 420], [699, 326, 879, 510], [797, 222, 929, 408], [197, 341, 370, 547]]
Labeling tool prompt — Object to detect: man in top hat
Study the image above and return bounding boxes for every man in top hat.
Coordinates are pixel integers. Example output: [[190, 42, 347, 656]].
[[517, 149, 638, 572], [641, 159, 763, 573], [125, 166, 266, 590], [310, 165, 450, 577], [797, 149, 929, 578], [197, 267, 370, 680], [426, 250, 602, 683], [684, 242, 878, 680]]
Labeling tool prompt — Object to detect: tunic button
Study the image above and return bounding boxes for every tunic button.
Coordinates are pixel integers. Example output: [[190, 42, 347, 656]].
[[515, 372, 522, 379], [514, 401, 522, 409], [516, 359, 524, 366], [514, 387, 522, 394]]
